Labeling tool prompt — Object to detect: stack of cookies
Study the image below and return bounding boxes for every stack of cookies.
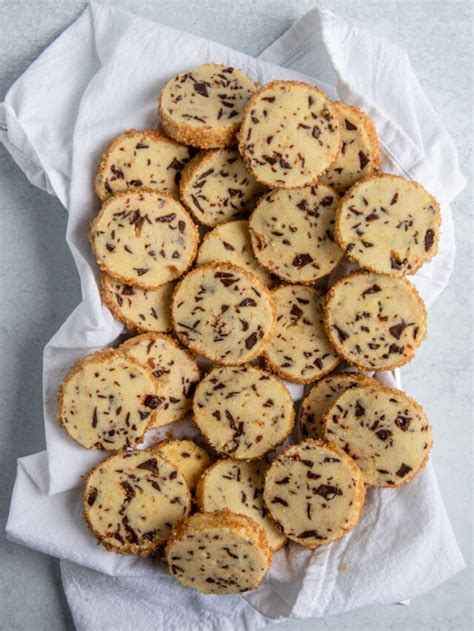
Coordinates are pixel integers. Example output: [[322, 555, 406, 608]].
[[57, 63, 439, 596]]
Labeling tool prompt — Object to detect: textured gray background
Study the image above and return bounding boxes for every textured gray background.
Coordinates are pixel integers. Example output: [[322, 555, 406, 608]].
[[0, 1, 472, 629]]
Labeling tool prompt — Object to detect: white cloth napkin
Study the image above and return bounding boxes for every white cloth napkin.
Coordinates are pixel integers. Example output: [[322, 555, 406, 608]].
[[2, 4, 466, 630]]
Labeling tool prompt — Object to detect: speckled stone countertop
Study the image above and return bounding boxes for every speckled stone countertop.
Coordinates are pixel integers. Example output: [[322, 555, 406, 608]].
[[0, 1, 472, 629]]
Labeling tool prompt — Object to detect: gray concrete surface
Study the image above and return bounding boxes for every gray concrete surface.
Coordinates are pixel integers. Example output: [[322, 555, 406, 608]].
[[0, 1, 472, 629]]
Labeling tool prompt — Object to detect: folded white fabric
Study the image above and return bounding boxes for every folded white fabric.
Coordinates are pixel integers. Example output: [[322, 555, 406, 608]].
[[2, 3, 466, 629]]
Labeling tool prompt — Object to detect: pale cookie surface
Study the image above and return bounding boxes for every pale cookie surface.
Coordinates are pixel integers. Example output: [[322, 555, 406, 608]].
[[180, 149, 264, 226], [197, 459, 286, 550], [58, 349, 158, 450], [336, 174, 440, 276], [95, 129, 192, 201], [249, 186, 343, 283], [120, 333, 200, 429], [83, 450, 191, 555], [324, 271, 426, 371], [263, 285, 340, 383], [319, 102, 380, 193], [159, 64, 257, 148], [172, 262, 275, 365], [300, 372, 375, 440], [154, 439, 213, 492], [101, 273, 174, 333], [193, 364, 294, 459], [324, 384, 432, 487], [166, 510, 272, 594], [239, 81, 341, 188], [264, 439, 365, 547], [90, 190, 198, 289], [197, 220, 273, 287]]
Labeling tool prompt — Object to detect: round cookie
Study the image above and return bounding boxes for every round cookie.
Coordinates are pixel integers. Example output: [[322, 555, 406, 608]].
[[319, 102, 380, 193], [323, 271, 427, 371], [263, 439, 365, 548], [153, 439, 213, 492], [95, 129, 192, 201], [100, 273, 174, 333], [179, 149, 264, 227], [249, 185, 343, 284], [166, 510, 272, 594], [120, 333, 200, 429], [239, 80, 341, 188], [197, 459, 287, 550], [263, 285, 340, 383], [172, 262, 275, 365], [159, 63, 257, 148], [193, 364, 295, 460], [324, 383, 432, 487], [336, 174, 441, 276], [83, 450, 191, 555], [57, 349, 158, 450], [197, 220, 273, 287], [300, 372, 375, 440], [89, 190, 199, 289]]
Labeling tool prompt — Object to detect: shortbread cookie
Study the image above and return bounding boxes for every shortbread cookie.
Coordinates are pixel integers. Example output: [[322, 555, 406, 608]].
[[154, 439, 213, 492], [90, 190, 199, 289], [197, 459, 287, 550], [179, 149, 264, 226], [100, 273, 174, 333], [57, 349, 158, 450], [319, 102, 380, 193], [83, 450, 191, 555], [193, 364, 294, 459], [172, 262, 275, 365], [249, 186, 343, 283], [323, 271, 427, 371], [197, 220, 272, 287], [159, 64, 257, 148], [120, 333, 200, 429], [239, 81, 341, 188], [300, 372, 375, 440], [166, 510, 272, 594], [95, 129, 192, 201], [324, 383, 432, 487], [336, 174, 441, 276], [263, 285, 340, 383], [264, 439, 365, 548]]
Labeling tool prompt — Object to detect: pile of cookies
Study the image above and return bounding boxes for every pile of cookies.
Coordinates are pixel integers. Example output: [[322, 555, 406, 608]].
[[57, 63, 440, 595]]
